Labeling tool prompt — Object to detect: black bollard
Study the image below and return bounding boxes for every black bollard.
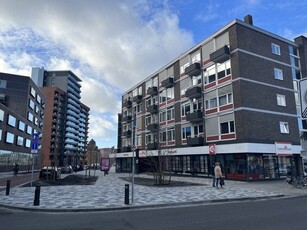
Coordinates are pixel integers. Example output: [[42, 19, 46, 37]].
[[33, 184, 41, 206], [124, 184, 129, 205], [6, 180, 10, 196]]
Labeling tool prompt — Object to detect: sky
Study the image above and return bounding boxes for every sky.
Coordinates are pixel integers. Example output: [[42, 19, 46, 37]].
[[1, 0, 307, 149]]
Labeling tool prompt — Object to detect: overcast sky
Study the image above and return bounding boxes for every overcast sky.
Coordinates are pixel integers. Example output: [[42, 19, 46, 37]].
[[1, 0, 307, 148]]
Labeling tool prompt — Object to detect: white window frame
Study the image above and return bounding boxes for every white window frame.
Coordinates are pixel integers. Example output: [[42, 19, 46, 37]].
[[181, 102, 190, 117], [274, 68, 283, 80], [182, 126, 191, 140], [219, 93, 233, 106], [277, 94, 286, 107], [280, 122, 289, 134], [205, 97, 217, 110], [272, 43, 281, 55]]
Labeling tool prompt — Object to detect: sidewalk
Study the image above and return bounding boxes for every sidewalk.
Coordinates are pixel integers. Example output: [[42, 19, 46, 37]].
[[1, 168, 307, 212]]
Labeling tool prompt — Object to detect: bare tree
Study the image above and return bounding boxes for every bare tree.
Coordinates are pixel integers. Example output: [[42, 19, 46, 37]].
[[143, 147, 172, 185], [85, 139, 99, 178]]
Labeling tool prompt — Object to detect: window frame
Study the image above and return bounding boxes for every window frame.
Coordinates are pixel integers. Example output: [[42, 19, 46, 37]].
[[271, 43, 281, 55]]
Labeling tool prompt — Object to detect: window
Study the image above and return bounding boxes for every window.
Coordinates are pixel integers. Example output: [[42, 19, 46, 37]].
[[166, 88, 174, 101], [277, 94, 286, 106], [137, 135, 142, 146], [0, 109, 4, 121], [192, 75, 202, 86], [159, 90, 167, 103], [182, 126, 191, 139], [205, 97, 217, 110], [0, 130, 2, 140], [5, 132, 14, 144], [27, 126, 33, 135], [280, 122, 289, 134], [8, 115, 16, 127], [17, 136, 24, 146], [220, 121, 234, 134], [219, 93, 233, 106], [271, 43, 281, 55], [30, 87, 36, 98], [181, 102, 190, 117], [204, 65, 216, 84], [29, 99, 35, 109], [160, 110, 166, 122], [167, 128, 175, 141], [25, 139, 31, 148], [145, 115, 152, 126], [18, 121, 26, 131], [27, 112, 34, 122], [167, 106, 174, 120], [160, 129, 166, 142], [0, 80, 7, 88], [274, 68, 283, 80], [194, 125, 204, 136]]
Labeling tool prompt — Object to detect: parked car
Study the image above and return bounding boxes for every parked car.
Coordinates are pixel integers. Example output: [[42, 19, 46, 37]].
[[61, 165, 72, 174], [39, 166, 61, 180]]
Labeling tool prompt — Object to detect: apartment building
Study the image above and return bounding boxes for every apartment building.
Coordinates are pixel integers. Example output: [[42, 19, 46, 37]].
[[31, 68, 90, 168], [0, 73, 45, 172], [116, 15, 307, 181]]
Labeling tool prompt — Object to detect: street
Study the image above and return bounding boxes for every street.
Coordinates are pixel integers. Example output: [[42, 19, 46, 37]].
[[1, 196, 307, 230]]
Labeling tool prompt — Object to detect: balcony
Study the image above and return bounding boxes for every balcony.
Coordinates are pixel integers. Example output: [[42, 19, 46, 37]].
[[133, 95, 143, 103], [147, 104, 158, 114], [147, 123, 159, 132], [122, 115, 132, 123], [187, 136, 204, 146], [147, 142, 158, 150], [161, 77, 174, 88], [122, 146, 131, 152], [147, 86, 158, 96], [186, 110, 203, 122], [185, 86, 202, 99], [184, 62, 201, 76], [123, 130, 132, 137], [123, 100, 132, 108], [210, 45, 230, 63]]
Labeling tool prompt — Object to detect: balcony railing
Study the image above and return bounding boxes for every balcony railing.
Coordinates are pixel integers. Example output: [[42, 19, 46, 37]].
[[122, 146, 132, 152], [123, 100, 132, 108], [133, 95, 143, 103], [123, 130, 132, 137], [187, 136, 204, 146], [147, 86, 158, 96], [161, 77, 174, 88], [210, 45, 230, 63], [185, 86, 202, 99], [122, 115, 132, 123], [147, 104, 158, 114], [147, 142, 158, 150], [147, 123, 159, 132], [184, 62, 201, 76], [186, 110, 203, 122]]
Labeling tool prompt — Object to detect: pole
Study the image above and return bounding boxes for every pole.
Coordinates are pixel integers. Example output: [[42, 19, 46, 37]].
[[132, 148, 135, 204], [31, 153, 34, 187]]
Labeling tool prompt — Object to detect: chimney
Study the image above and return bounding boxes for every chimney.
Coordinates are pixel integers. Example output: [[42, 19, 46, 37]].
[[244, 14, 253, 25]]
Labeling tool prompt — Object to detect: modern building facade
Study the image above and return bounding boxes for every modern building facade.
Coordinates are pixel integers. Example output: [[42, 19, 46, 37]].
[[116, 15, 307, 180], [0, 73, 45, 172], [31, 68, 90, 168]]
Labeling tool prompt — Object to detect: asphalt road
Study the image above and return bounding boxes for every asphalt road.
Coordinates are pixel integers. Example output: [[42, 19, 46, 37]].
[[1, 196, 307, 230]]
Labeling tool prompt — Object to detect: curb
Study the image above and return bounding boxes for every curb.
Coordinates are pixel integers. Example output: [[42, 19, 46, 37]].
[[0, 194, 285, 213]]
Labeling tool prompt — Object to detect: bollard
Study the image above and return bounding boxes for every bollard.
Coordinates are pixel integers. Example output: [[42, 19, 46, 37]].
[[124, 184, 129, 205], [33, 184, 41, 206], [6, 180, 10, 196]]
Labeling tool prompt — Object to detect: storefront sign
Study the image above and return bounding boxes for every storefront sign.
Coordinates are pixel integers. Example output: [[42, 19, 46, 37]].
[[209, 144, 216, 155], [275, 142, 292, 155]]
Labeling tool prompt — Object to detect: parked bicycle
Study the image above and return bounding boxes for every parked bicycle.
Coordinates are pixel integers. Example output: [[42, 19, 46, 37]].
[[285, 176, 307, 189]]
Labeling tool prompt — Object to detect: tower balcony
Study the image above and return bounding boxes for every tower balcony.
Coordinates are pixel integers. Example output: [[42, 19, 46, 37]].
[[185, 86, 202, 99], [160, 77, 174, 88], [210, 45, 230, 63], [186, 110, 203, 122], [187, 136, 204, 146], [147, 86, 158, 96], [147, 104, 158, 114], [184, 62, 201, 76]]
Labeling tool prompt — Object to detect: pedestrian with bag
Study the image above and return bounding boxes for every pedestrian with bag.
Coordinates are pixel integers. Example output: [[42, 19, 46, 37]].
[[214, 162, 223, 188]]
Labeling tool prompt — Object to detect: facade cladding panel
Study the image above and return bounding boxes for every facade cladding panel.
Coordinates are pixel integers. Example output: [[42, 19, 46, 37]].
[[0, 73, 45, 172], [117, 16, 306, 180]]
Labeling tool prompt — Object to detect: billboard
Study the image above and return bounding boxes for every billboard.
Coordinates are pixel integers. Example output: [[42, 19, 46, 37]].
[[101, 158, 110, 171]]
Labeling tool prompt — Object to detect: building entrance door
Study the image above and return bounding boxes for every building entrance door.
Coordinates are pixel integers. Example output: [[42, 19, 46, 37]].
[[263, 156, 278, 179]]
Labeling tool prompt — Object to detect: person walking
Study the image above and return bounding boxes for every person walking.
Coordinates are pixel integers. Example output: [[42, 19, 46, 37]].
[[211, 163, 215, 187], [13, 163, 19, 176], [214, 162, 223, 188]]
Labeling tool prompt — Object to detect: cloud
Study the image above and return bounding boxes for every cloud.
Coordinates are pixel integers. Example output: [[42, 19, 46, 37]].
[[0, 0, 195, 147]]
